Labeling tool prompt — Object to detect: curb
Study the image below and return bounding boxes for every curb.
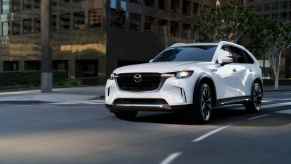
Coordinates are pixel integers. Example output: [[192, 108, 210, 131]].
[[264, 89, 291, 92]]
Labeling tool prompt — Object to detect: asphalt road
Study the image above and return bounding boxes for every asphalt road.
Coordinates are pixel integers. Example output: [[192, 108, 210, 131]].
[[0, 91, 291, 164]]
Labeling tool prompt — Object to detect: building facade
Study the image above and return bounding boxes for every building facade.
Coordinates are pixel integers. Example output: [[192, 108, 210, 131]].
[[0, 0, 107, 84], [245, 0, 291, 22], [0, 0, 241, 85]]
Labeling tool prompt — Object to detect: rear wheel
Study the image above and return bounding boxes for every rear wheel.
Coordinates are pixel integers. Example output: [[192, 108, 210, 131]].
[[114, 111, 138, 120], [193, 83, 213, 123], [245, 82, 263, 113]]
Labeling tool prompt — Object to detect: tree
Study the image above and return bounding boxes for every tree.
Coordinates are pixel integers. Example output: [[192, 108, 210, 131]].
[[193, 5, 291, 89]]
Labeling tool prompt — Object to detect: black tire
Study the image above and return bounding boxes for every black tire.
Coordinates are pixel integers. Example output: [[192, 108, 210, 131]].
[[192, 83, 214, 123], [245, 82, 263, 113], [114, 111, 138, 120]]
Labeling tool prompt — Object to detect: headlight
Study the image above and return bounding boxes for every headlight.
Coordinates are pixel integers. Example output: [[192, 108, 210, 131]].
[[110, 73, 118, 80], [176, 71, 193, 79]]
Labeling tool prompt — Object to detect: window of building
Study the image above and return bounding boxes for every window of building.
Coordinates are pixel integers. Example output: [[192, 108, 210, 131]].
[[0, 23, 2, 37], [23, 18, 33, 34], [129, 13, 142, 31], [0, 0, 2, 14], [144, 0, 155, 7], [60, 12, 71, 31], [11, 0, 21, 12], [73, 11, 85, 30], [129, 0, 139, 4], [51, 14, 57, 32], [157, 19, 167, 31], [33, 0, 40, 9], [170, 21, 179, 37], [12, 21, 21, 35], [23, 0, 32, 10], [3, 61, 19, 72], [171, 0, 180, 12], [52, 0, 58, 7], [1, 0, 10, 14], [76, 60, 98, 78], [182, 24, 191, 38], [144, 16, 155, 32], [193, 2, 199, 15], [24, 61, 40, 71], [60, 0, 71, 6], [33, 17, 40, 32], [182, 0, 191, 16], [53, 61, 68, 74], [89, 9, 102, 28], [158, 0, 165, 10], [2, 22, 9, 36]]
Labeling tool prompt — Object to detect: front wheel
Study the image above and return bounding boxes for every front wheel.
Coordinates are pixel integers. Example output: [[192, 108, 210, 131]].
[[114, 111, 138, 120], [245, 82, 263, 113], [192, 83, 213, 123]]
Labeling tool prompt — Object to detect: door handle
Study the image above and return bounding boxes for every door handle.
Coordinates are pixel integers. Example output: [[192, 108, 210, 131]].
[[210, 69, 218, 72], [232, 69, 237, 72]]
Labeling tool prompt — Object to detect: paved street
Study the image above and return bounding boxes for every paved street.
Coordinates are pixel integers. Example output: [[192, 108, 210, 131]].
[[0, 91, 291, 164]]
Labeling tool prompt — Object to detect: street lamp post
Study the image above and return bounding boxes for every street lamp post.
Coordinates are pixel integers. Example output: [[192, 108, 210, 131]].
[[41, 0, 53, 93]]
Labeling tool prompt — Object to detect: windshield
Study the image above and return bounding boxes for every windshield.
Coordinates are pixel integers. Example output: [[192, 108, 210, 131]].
[[152, 45, 217, 62]]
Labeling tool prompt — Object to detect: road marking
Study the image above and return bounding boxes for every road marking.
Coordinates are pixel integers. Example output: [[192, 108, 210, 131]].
[[192, 125, 230, 142], [263, 102, 291, 109], [248, 114, 270, 121], [276, 109, 291, 114], [160, 152, 182, 164], [52, 100, 105, 105]]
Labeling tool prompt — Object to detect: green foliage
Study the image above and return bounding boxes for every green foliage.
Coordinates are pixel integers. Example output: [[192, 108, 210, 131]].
[[193, 5, 291, 59], [56, 79, 81, 88], [0, 72, 67, 89]]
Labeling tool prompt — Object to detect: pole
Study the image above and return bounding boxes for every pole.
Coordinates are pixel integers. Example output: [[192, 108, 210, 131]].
[[41, 0, 53, 93]]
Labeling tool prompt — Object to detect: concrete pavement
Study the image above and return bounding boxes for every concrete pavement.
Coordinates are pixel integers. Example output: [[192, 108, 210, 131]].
[[0, 84, 291, 104], [0, 86, 105, 104]]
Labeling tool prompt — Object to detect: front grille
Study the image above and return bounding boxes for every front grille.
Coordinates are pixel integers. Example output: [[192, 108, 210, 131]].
[[114, 98, 168, 105], [116, 73, 162, 91]]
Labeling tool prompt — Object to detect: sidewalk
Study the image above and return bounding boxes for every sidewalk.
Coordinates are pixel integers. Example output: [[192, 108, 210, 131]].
[[0, 86, 105, 104], [264, 85, 291, 92], [0, 85, 290, 104]]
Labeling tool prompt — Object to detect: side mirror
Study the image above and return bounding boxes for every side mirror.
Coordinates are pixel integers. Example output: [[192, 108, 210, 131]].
[[217, 49, 233, 65]]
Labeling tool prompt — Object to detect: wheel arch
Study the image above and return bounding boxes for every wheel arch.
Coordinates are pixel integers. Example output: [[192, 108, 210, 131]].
[[194, 74, 218, 105], [253, 78, 264, 94]]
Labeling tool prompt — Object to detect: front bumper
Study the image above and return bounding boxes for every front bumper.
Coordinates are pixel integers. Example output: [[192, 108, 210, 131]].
[[106, 104, 191, 112], [105, 76, 195, 111]]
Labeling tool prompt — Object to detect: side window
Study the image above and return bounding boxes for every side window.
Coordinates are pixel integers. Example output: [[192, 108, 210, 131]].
[[221, 45, 254, 64], [230, 46, 246, 63], [222, 46, 232, 54], [242, 50, 254, 64]]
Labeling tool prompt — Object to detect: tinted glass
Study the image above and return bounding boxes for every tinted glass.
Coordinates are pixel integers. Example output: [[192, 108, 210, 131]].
[[152, 46, 217, 62]]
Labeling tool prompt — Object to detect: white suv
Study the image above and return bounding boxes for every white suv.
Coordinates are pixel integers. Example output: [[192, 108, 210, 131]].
[[105, 41, 263, 123]]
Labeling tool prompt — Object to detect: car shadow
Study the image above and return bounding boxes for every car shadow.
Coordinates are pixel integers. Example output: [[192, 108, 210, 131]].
[[133, 104, 291, 127], [134, 105, 249, 125]]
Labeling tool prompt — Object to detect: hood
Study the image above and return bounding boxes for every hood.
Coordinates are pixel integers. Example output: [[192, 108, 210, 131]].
[[113, 62, 207, 74]]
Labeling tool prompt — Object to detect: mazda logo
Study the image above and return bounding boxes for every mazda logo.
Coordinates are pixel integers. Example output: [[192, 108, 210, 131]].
[[133, 74, 143, 83]]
